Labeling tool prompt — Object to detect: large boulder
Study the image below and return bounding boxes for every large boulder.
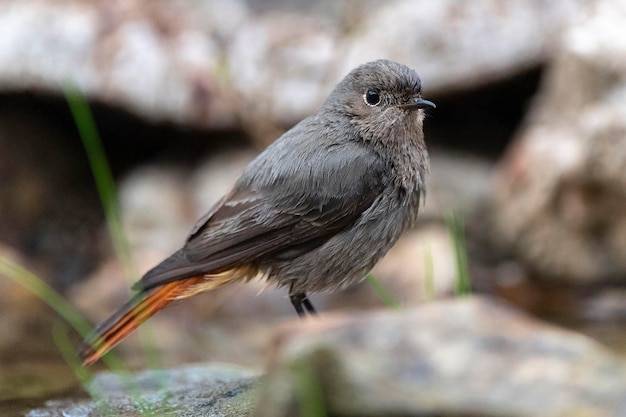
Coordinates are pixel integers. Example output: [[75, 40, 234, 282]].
[[26, 363, 260, 417], [0, 0, 587, 136], [257, 297, 626, 417], [494, 1, 626, 283], [26, 297, 626, 417]]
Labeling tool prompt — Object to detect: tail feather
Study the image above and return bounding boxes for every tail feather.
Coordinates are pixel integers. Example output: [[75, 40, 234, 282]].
[[79, 276, 205, 366]]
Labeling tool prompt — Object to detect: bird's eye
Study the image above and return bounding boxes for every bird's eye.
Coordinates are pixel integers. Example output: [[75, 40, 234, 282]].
[[364, 89, 381, 106]]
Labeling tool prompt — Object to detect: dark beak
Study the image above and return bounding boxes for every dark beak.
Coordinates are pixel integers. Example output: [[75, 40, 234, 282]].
[[399, 97, 436, 111]]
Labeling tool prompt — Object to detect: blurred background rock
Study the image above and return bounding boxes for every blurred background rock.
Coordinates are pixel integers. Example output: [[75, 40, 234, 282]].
[[1, 0, 626, 413]]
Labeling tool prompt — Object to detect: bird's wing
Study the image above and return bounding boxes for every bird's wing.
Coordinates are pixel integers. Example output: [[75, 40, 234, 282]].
[[135, 142, 386, 290]]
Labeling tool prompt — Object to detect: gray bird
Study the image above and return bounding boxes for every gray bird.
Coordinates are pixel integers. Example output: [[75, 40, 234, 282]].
[[80, 59, 435, 365]]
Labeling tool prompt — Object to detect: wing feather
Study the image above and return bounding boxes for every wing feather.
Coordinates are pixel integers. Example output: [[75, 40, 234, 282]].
[[135, 140, 387, 291]]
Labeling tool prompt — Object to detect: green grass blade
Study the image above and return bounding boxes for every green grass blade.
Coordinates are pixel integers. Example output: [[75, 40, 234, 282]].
[[422, 238, 435, 301], [366, 273, 402, 310], [445, 210, 472, 296], [51, 320, 111, 413], [292, 361, 328, 417], [0, 255, 155, 412], [63, 85, 136, 284], [52, 319, 159, 416], [64, 85, 163, 371], [1, 256, 94, 339], [0, 256, 131, 371]]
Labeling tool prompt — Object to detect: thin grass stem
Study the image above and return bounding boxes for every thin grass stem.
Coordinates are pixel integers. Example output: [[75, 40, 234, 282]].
[[366, 273, 402, 310], [445, 210, 471, 296]]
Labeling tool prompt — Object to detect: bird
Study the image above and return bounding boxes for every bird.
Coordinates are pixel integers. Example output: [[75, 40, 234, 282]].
[[79, 59, 435, 366]]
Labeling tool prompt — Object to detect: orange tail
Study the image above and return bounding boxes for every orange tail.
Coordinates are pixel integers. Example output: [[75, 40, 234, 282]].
[[79, 276, 206, 366]]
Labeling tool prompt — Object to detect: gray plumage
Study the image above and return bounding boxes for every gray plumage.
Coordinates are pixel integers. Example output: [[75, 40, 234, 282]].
[[136, 59, 433, 297], [80, 59, 434, 365]]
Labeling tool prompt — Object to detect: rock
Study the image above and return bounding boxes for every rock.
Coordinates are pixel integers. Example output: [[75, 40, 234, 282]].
[[115, 149, 256, 257], [585, 288, 626, 321], [26, 363, 260, 417], [118, 164, 192, 254], [0, 0, 238, 128], [345, 0, 584, 93], [494, 0, 626, 283], [372, 225, 457, 301], [228, 11, 342, 145], [190, 149, 256, 221], [230, 0, 586, 143], [425, 150, 495, 219], [23, 298, 626, 416], [257, 297, 626, 417], [0, 0, 589, 140]]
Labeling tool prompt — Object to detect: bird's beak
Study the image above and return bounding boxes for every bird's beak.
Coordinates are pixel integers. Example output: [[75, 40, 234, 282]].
[[399, 97, 436, 111]]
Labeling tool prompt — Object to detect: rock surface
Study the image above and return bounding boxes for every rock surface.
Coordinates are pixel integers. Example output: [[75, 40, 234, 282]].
[[0, 0, 586, 139], [25, 297, 626, 416], [257, 297, 626, 417], [27, 363, 260, 417], [494, 0, 626, 283], [0, 0, 239, 128], [343, 0, 582, 93]]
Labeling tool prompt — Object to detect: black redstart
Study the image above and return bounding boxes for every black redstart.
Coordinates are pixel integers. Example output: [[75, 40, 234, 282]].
[[80, 59, 435, 365]]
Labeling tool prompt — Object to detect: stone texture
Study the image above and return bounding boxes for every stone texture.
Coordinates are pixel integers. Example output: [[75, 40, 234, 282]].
[[494, 0, 626, 283], [229, 0, 586, 142], [190, 149, 257, 223], [25, 297, 626, 416], [0, 0, 238, 128], [228, 12, 342, 145], [344, 0, 583, 93], [118, 164, 192, 254], [0, 0, 587, 139], [257, 297, 626, 417], [26, 363, 260, 417]]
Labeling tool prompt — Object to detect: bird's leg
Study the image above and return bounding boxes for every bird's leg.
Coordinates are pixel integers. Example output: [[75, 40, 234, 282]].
[[302, 296, 316, 315], [289, 285, 317, 317]]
